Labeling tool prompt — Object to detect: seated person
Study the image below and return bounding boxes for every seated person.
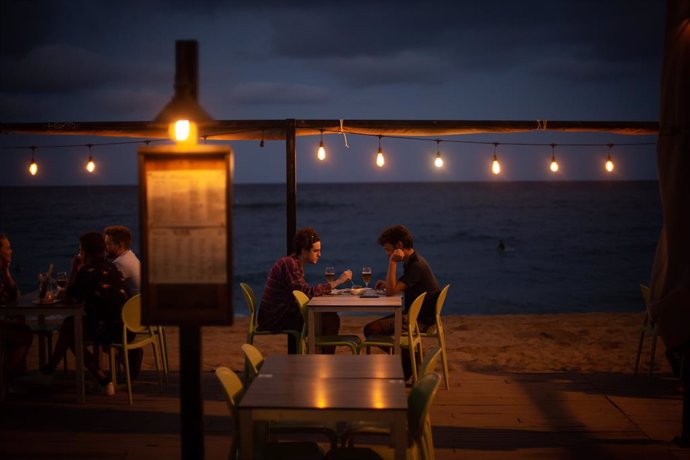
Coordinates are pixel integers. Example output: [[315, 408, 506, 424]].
[[258, 227, 352, 354], [41, 232, 130, 394], [365, 225, 440, 380]]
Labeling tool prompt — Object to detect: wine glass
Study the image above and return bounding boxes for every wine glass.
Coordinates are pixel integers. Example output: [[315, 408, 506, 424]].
[[324, 266, 335, 283], [361, 266, 372, 288], [56, 272, 68, 294]]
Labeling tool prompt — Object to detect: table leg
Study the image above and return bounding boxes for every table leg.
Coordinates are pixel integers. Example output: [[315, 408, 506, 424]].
[[308, 310, 315, 354], [73, 313, 85, 403], [239, 409, 254, 460], [393, 308, 402, 355], [391, 414, 406, 460]]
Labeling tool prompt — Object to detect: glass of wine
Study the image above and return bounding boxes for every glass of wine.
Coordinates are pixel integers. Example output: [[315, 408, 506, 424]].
[[361, 266, 372, 288], [56, 272, 68, 291], [324, 266, 335, 283]]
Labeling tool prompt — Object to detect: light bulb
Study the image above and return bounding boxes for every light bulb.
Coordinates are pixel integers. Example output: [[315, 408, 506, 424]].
[[492, 159, 501, 175], [174, 120, 191, 141], [29, 160, 38, 176], [434, 155, 444, 168], [605, 153, 614, 172], [550, 159, 559, 172], [86, 156, 96, 173], [376, 149, 385, 167], [317, 141, 326, 161]]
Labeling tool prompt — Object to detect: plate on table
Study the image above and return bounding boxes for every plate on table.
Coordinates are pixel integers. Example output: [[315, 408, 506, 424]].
[[350, 287, 373, 296], [330, 288, 348, 295], [33, 298, 60, 305]]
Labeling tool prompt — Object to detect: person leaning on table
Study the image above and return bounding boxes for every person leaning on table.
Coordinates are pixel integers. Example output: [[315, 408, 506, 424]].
[[258, 227, 352, 354], [365, 224, 441, 381], [0, 233, 33, 395]]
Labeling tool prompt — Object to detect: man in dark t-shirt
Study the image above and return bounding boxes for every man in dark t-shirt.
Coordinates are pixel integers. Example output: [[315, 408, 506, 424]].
[[364, 225, 440, 380]]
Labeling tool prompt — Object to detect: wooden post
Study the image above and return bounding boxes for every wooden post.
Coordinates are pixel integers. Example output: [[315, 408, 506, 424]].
[[180, 325, 203, 459], [286, 119, 297, 254]]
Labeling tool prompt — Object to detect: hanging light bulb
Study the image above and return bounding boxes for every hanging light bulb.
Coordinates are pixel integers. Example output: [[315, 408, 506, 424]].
[[605, 144, 615, 173], [549, 144, 559, 173], [85, 144, 96, 173], [491, 143, 501, 175], [434, 140, 444, 168], [28, 146, 38, 176], [317, 130, 326, 161], [376, 135, 385, 167]]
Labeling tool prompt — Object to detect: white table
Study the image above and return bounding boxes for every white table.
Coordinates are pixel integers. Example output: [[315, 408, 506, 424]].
[[2, 294, 85, 403], [307, 293, 403, 354], [238, 355, 407, 460]]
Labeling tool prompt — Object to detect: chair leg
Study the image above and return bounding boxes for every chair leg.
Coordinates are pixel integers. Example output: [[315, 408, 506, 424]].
[[158, 328, 169, 383], [109, 348, 118, 393], [438, 331, 450, 390], [123, 346, 133, 405], [634, 316, 648, 375], [649, 333, 658, 379]]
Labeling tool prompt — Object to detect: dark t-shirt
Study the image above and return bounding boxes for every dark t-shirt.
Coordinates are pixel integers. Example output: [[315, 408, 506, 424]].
[[399, 251, 440, 322]]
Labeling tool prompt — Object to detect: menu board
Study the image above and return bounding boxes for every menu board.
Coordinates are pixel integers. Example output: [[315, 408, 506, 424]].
[[138, 144, 233, 325]]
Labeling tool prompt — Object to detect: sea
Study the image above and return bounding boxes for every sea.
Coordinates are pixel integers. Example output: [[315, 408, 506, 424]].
[[0, 181, 661, 317]]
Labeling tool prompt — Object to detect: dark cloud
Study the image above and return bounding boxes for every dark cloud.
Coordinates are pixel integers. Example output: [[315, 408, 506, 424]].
[[228, 82, 330, 105]]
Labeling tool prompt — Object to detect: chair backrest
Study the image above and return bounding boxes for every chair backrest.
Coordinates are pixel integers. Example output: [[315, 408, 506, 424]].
[[240, 282, 258, 322], [419, 347, 442, 378], [121, 294, 146, 333], [215, 366, 245, 458], [435, 285, 450, 317], [640, 283, 654, 324], [292, 290, 310, 323], [407, 292, 428, 335], [407, 373, 441, 443], [241, 343, 265, 377]]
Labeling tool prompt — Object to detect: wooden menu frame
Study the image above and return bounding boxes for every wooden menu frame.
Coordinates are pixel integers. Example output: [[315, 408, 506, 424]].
[[138, 144, 233, 325]]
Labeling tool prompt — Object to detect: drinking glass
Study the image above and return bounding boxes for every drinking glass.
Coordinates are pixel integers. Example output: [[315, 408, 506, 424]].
[[361, 266, 372, 288], [56, 272, 68, 292], [324, 266, 335, 283]]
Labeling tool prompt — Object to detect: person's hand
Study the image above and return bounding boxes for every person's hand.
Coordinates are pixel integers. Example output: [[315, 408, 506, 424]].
[[339, 270, 353, 284], [374, 279, 385, 290], [390, 249, 404, 262]]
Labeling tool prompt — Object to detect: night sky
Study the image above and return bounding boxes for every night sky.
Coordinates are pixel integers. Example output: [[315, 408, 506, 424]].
[[0, 0, 663, 185]]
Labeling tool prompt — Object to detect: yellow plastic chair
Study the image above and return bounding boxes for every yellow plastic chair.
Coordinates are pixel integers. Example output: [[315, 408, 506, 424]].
[[241, 343, 264, 383], [292, 290, 361, 354], [635, 284, 658, 377], [420, 285, 451, 389], [153, 325, 170, 382], [327, 373, 441, 460], [358, 292, 428, 383], [214, 366, 324, 460], [240, 283, 302, 348], [108, 294, 164, 405]]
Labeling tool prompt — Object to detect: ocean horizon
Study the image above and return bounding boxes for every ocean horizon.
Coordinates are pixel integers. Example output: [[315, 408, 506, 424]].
[[0, 180, 661, 317]]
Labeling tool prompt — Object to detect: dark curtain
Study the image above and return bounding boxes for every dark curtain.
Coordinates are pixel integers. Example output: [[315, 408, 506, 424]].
[[650, 0, 690, 352]]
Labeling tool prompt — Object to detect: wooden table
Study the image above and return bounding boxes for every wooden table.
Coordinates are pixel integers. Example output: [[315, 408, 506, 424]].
[[259, 354, 404, 379], [2, 294, 85, 403], [238, 355, 407, 460], [307, 293, 403, 354]]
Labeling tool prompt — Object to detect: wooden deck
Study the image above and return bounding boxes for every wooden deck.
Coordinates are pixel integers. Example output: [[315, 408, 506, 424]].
[[1, 366, 689, 459]]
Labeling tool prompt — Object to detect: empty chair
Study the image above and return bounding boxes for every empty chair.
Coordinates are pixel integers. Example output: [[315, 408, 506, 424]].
[[327, 373, 441, 460], [214, 366, 324, 460], [241, 343, 264, 383], [292, 290, 361, 354], [358, 292, 427, 383], [420, 284, 451, 389], [108, 294, 164, 405], [635, 284, 658, 377], [240, 282, 302, 348]]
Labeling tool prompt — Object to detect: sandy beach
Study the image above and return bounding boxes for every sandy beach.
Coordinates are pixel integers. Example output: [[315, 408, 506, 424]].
[[128, 312, 672, 377]]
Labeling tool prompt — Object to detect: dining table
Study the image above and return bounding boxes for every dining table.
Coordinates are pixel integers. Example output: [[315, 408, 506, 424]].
[[1, 292, 85, 403], [238, 354, 407, 460], [307, 291, 404, 354]]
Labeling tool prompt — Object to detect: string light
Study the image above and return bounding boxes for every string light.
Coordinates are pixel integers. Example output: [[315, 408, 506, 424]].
[[260, 130, 265, 148], [85, 144, 96, 173], [376, 135, 385, 167], [491, 143, 501, 175], [549, 144, 559, 173], [434, 140, 443, 168], [317, 130, 326, 161], [28, 146, 38, 176], [605, 144, 615, 173]]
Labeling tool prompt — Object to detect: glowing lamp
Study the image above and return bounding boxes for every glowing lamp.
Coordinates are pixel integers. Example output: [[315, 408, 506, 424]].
[[169, 119, 198, 144], [605, 157, 614, 172], [29, 160, 38, 176], [376, 149, 385, 167], [317, 141, 326, 161], [86, 156, 96, 173], [434, 154, 444, 168], [492, 155, 501, 175], [550, 159, 559, 172]]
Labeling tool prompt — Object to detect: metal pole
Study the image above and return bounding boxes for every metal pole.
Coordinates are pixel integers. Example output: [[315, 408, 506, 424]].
[[180, 324, 203, 459], [286, 119, 297, 254]]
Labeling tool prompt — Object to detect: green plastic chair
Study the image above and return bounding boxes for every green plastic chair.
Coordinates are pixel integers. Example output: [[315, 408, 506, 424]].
[[241, 343, 264, 383], [108, 294, 164, 405], [240, 283, 302, 348], [292, 290, 361, 354], [214, 366, 324, 460], [327, 373, 441, 460], [635, 284, 658, 378], [358, 292, 427, 383], [420, 285, 451, 389]]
